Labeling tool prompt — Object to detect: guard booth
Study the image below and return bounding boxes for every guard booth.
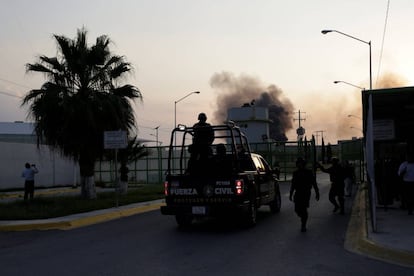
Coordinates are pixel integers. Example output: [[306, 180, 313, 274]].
[[362, 86, 414, 208]]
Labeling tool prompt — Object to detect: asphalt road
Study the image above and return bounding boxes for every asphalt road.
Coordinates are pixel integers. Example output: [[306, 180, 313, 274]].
[[0, 177, 412, 276]]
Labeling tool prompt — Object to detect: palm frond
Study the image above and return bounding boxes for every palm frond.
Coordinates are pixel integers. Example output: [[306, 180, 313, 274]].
[[112, 85, 142, 99]]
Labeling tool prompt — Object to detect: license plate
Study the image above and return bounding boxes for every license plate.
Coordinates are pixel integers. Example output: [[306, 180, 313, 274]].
[[192, 206, 206, 215]]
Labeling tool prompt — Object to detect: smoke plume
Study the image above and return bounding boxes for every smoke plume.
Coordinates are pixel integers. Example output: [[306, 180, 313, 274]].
[[376, 72, 408, 89], [210, 72, 294, 141], [336, 72, 409, 141]]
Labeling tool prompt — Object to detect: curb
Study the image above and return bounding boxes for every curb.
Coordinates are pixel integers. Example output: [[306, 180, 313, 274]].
[[0, 200, 164, 231], [344, 187, 414, 268]]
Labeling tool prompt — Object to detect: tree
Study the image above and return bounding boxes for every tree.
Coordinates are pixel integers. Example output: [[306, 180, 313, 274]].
[[118, 136, 150, 165], [114, 136, 150, 194], [22, 27, 142, 199]]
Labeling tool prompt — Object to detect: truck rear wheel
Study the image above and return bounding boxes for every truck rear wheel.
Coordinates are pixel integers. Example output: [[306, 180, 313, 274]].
[[175, 213, 193, 227]]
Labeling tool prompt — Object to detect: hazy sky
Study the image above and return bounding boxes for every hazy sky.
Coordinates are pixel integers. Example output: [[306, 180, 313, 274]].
[[1, 0, 413, 145]]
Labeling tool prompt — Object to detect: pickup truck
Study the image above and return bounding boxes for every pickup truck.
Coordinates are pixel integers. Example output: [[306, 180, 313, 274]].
[[160, 123, 281, 227]]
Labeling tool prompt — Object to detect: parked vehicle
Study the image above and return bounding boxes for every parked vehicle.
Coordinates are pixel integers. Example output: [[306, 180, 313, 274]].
[[160, 123, 281, 227]]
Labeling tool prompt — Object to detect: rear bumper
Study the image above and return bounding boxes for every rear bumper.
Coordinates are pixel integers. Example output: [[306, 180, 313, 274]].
[[160, 202, 249, 216]]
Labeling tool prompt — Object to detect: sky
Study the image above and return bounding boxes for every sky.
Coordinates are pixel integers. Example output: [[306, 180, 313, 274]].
[[1, 0, 413, 146]]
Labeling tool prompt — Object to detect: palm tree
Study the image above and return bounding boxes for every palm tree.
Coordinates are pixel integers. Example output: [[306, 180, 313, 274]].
[[113, 136, 151, 194], [22, 27, 142, 199]]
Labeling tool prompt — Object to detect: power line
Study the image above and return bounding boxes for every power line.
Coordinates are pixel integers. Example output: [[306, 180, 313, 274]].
[[0, 77, 32, 89], [376, 0, 391, 86], [0, 77, 29, 99], [0, 90, 21, 99]]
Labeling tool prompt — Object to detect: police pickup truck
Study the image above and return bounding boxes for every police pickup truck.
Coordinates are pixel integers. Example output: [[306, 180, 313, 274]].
[[160, 123, 281, 227]]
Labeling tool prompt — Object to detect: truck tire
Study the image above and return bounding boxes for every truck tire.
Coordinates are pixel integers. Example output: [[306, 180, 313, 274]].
[[269, 188, 281, 214], [175, 213, 193, 227]]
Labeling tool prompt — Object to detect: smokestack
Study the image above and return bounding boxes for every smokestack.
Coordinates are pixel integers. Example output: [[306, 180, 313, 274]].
[[210, 72, 294, 141]]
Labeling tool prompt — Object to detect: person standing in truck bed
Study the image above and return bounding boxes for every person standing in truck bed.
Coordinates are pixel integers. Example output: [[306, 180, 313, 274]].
[[191, 113, 214, 160], [186, 113, 215, 175]]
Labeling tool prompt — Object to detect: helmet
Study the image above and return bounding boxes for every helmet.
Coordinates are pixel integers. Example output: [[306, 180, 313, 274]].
[[198, 113, 207, 121]]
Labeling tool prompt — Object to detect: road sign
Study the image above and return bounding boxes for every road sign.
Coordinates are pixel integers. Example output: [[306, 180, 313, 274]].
[[104, 131, 127, 149]]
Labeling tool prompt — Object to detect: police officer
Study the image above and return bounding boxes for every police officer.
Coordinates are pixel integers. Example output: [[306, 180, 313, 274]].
[[192, 113, 214, 160]]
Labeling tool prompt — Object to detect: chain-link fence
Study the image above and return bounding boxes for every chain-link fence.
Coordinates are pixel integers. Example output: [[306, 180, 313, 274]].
[[94, 139, 359, 186]]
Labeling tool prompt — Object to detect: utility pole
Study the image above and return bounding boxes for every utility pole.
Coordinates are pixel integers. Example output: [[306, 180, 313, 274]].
[[294, 110, 306, 128], [313, 130, 325, 146], [294, 110, 306, 140]]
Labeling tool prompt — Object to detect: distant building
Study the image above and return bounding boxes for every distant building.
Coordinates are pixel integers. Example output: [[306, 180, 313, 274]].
[[0, 121, 36, 144], [227, 105, 272, 143], [0, 121, 78, 189]]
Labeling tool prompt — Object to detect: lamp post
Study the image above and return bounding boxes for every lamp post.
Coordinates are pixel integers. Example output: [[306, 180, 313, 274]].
[[153, 125, 160, 146], [322, 29, 372, 90], [322, 28, 375, 230], [334, 80, 365, 90], [174, 91, 200, 129], [173, 91, 200, 152]]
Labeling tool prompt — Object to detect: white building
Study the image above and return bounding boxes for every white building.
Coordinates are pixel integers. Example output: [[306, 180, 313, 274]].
[[227, 105, 271, 143], [0, 122, 79, 189]]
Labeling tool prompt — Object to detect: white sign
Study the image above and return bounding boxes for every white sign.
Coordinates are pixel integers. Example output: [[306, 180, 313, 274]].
[[373, 119, 395, 141], [104, 131, 127, 149]]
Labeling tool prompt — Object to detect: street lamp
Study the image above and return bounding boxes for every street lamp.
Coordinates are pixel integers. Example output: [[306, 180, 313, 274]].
[[334, 81, 365, 90], [322, 30, 372, 90], [153, 125, 160, 146], [322, 28, 375, 230], [174, 91, 200, 129]]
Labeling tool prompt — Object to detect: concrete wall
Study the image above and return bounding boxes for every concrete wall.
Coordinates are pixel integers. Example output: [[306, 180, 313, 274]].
[[0, 142, 79, 190]]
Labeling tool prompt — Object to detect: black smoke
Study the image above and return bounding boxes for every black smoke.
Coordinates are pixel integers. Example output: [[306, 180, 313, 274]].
[[210, 72, 294, 141]]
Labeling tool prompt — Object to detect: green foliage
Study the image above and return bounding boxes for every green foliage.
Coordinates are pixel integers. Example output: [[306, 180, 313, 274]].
[[0, 185, 163, 220], [22, 27, 142, 178]]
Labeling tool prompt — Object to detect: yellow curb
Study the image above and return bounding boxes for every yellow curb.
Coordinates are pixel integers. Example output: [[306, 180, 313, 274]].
[[345, 187, 414, 268], [64, 203, 164, 230], [0, 202, 165, 231], [0, 220, 72, 232]]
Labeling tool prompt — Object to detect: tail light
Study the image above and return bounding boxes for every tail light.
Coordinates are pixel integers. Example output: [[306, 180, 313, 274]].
[[235, 179, 244, 195], [164, 181, 169, 196]]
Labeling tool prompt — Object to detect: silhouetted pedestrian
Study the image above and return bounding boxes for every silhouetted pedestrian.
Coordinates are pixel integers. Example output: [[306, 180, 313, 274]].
[[318, 157, 345, 214], [21, 162, 39, 202], [398, 154, 414, 215], [290, 157, 320, 232]]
